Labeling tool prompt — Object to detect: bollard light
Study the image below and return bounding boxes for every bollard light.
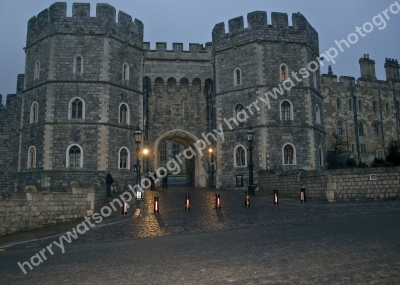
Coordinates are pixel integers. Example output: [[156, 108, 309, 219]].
[[122, 199, 128, 216], [273, 189, 279, 205], [136, 188, 142, 201], [154, 197, 159, 213], [245, 191, 250, 208], [185, 194, 191, 211], [216, 194, 221, 209], [301, 187, 306, 203]]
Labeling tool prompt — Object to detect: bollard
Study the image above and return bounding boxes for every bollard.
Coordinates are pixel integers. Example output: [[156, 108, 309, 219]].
[[273, 189, 279, 205], [215, 194, 221, 209], [185, 194, 191, 211], [300, 187, 306, 203], [245, 191, 250, 208], [122, 199, 128, 216], [154, 197, 159, 213]]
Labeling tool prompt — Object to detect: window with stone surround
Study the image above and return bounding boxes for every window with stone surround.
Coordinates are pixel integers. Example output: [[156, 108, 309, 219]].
[[282, 143, 296, 165], [348, 98, 352, 111], [119, 103, 130, 124], [373, 100, 378, 114], [372, 121, 379, 138], [66, 144, 83, 168], [69, 97, 85, 120], [233, 68, 242, 86], [336, 98, 341, 110], [235, 104, 246, 123], [316, 105, 321, 124], [280, 100, 292, 120], [74, 55, 83, 74], [358, 121, 365, 136], [361, 144, 366, 154], [358, 99, 363, 112], [28, 146, 36, 169], [234, 145, 246, 167], [30, 102, 38, 124], [160, 142, 167, 162], [118, 147, 130, 169], [336, 121, 343, 136], [280, 64, 288, 81], [34, 61, 40, 80], [123, 63, 129, 80], [376, 149, 384, 159], [318, 146, 323, 166]]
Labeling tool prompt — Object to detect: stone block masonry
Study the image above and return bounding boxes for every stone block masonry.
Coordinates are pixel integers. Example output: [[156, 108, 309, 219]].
[[258, 167, 400, 201], [0, 186, 100, 236]]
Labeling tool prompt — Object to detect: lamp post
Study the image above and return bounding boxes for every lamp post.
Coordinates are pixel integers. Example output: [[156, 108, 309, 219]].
[[208, 147, 214, 188], [134, 126, 142, 186], [246, 126, 255, 196]]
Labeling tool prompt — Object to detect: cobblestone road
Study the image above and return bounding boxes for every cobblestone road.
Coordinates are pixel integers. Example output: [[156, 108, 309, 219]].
[[1, 186, 400, 284]]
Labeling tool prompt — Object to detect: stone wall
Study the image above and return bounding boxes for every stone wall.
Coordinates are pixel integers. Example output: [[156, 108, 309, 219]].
[[258, 167, 400, 201], [0, 185, 102, 236]]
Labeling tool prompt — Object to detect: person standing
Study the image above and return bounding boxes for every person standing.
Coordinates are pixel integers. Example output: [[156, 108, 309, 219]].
[[162, 171, 168, 189], [149, 168, 157, 189], [106, 171, 114, 196]]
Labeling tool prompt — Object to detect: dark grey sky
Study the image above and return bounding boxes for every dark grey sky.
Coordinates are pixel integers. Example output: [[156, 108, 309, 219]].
[[1, 0, 399, 102]]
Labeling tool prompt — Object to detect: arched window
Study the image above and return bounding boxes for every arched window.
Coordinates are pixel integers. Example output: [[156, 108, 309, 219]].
[[373, 100, 378, 114], [316, 105, 321, 124], [318, 146, 323, 166], [30, 102, 38, 123], [358, 122, 364, 136], [34, 61, 40, 80], [155, 77, 164, 94], [358, 99, 363, 112], [280, 64, 288, 81], [180, 78, 189, 92], [66, 144, 83, 168], [282, 143, 296, 165], [234, 145, 247, 167], [280, 100, 292, 120], [119, 103, 129, 124], [167, 77, 176, 93], [69, 97, 85, 119], [336, 121, 343, 136], [28, 146, 36, 169], [74, 55, 83, 74], [123, 63, 129, 80], [118, 147, 130, 169], [372, 121, 379, 138], [348, 99, 352, 111], [234, 68, 242, 86], [336, 98, 341, 110], [235, 104, 246, 122]]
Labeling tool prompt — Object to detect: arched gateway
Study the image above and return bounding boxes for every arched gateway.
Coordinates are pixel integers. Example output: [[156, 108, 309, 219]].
[[153, 129, 207, 187]]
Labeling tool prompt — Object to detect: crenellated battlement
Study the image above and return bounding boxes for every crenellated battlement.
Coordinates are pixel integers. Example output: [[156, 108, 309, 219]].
[[26, 2, 143, 47], [212, 11, 319, 54], [143, 42, 212, 61]]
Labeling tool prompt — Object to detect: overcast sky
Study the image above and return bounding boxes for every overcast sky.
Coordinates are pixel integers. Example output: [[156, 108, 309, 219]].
[[1, 0, 399, 103]]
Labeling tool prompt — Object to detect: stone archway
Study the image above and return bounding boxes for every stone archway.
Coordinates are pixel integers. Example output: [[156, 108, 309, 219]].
[[153, 129, 207, 187]]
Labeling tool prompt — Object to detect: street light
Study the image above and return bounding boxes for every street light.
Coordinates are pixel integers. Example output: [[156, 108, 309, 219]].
[[143, 148, 149, 172], [134, 126, 142, 186], [246, 126, 255, 196], [208, 147, 214, 188]]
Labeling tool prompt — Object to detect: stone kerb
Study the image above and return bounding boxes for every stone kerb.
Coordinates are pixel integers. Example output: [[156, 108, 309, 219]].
[[212, 11, 318, 53], [26, 2, 143, 47]]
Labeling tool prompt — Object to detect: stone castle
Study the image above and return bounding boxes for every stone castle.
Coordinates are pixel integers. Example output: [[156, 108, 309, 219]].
[[0, 2, 399, 194]]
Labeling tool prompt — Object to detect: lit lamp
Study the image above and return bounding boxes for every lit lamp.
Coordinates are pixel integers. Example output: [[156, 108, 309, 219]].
[[208, 147, 214, 188], [246, 126, 255, 196], [143, 148, 149, 172], [134, 126, 142, 186]]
